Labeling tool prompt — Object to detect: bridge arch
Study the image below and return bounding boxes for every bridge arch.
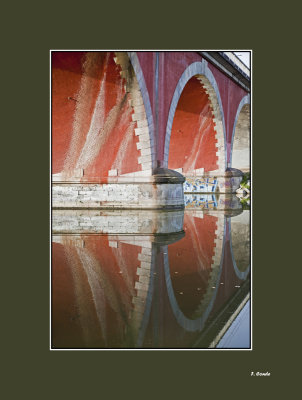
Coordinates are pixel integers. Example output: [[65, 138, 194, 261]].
[[230, 95, 250, 172], [163, 214, 226, 332], [163, 60, 226, 177]]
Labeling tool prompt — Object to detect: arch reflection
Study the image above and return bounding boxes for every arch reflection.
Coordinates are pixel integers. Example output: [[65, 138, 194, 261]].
[[229, 210, 250, 280], [52, 205, 250, 349]]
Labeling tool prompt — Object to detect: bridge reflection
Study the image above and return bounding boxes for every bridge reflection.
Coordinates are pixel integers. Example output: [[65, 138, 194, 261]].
[[51, 195, 250, 349]]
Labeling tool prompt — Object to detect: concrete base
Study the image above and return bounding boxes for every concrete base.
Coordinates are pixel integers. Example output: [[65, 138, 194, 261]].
[[52, 169, 185, 210]]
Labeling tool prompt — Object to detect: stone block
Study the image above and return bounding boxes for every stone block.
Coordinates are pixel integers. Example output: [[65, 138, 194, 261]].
[[136, 140, 151, 150], [132, 111, 146, 122], [136, 119, 148, 128], [135, 281, 149, 291], [137, 267, 151, 277], [134, 126, 149, 136], [130, 97, 144, 107], [133, 104, 145, 114], [137, 132, 152, 143], [137, 274, 151, 285], [138, 154, 152, 164], [108, 169, 118, 176], [141, 162, 152, 170]]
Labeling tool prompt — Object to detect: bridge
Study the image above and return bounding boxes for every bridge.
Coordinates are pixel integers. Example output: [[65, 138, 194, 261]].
[[52, 51, 250, 209]]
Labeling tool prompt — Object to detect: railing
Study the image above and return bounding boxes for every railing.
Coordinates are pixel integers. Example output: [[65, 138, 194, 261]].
[[222, 51, 250, 78]]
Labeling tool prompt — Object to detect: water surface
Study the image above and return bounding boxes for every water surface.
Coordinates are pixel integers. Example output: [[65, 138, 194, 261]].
[[51, 194, 250, 349]]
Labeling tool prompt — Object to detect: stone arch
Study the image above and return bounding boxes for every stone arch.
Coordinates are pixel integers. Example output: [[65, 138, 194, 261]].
[[163, 60, 226, 178], [52, 51, 155, 181], [131, 244, 155, 347], [110, 237, 155, 348], [230, 95, 250, 172], [127, 52, 156, 171]]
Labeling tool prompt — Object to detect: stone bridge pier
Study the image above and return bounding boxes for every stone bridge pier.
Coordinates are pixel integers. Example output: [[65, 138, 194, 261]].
[[52, 51, 250, 209]]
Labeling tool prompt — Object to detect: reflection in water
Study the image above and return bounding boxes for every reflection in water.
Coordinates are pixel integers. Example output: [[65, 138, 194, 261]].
[[52, 194, 250, 349]]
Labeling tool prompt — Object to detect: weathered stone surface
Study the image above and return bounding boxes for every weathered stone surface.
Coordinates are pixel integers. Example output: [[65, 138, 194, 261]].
[[53, 169, 186, 210], [52, 208, 184, 234], [152, 168, 186, 184]]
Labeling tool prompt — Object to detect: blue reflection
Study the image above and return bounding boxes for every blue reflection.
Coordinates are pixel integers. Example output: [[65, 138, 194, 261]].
[[216, 300, 250, 348]]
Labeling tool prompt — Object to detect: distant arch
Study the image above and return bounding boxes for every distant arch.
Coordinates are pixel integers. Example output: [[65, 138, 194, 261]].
[[230, 95, 250, 172]]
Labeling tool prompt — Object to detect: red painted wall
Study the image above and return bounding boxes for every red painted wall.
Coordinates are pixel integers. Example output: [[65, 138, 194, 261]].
[[167, 214, 217, 318], [168, 77, 218, 172], [52, 236, 142, 348], [52, 242, 86, 348], [52, 51, 141, 180], [52, 52, 86, 174]]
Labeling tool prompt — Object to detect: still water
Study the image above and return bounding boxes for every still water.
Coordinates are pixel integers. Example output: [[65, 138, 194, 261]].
[[51, 194, 250, 349]]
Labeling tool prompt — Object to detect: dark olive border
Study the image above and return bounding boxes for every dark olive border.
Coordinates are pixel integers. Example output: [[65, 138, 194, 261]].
[[4, 2, 292, 396]]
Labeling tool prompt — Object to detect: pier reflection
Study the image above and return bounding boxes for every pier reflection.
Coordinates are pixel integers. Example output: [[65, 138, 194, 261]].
[[51, 194, 250, 349]]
